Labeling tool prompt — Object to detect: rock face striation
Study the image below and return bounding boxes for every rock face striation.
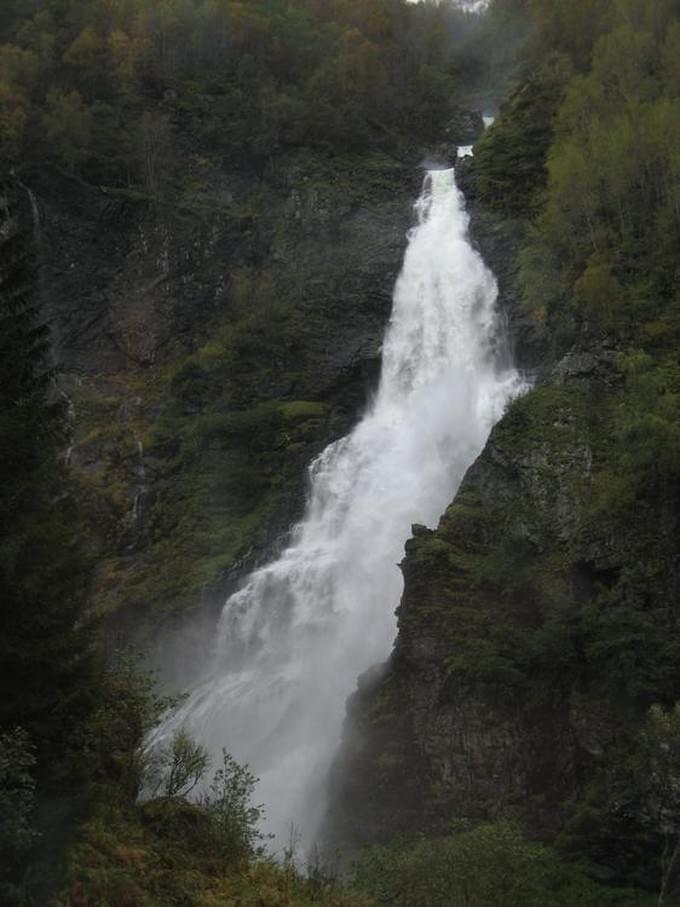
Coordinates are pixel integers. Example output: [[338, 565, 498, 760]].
[[328, 159, 680, 881], [1, 112, 482, 664]]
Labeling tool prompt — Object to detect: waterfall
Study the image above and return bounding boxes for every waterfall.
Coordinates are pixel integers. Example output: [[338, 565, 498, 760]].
[[454, 0, 490, 11], [150, 168, 524, 850]]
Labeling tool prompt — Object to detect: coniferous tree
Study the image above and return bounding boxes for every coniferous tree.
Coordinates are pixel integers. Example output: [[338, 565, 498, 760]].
[[0, 182, 95, 785]]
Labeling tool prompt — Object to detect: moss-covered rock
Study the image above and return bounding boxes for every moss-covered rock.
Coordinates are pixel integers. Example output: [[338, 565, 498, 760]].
[[330, 340, 680, 887]]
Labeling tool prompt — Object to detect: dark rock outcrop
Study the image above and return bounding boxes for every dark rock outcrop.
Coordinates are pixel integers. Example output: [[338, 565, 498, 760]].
[[327, 158, 680, 886]]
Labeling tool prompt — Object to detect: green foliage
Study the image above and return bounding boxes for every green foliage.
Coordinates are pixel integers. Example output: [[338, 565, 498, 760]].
[[61, 799, 369, 907], [84, 652, 176, 800], [630, 703, 680, 902], [59, 667, 365, 906], [0, 729, 38, 904], [527, 0, 610, 70], [151, 728, 210, 799], [352, 821, 646, 906], [454, 0, 680, 891], [0, 0, 483, 182], [199, 750, 268, 863], [474, 52, 571, 216], [451, 0, 530, 107], [41, 88, 92, 169], [0, 206, 95, 768], [636, 703, 680, 813], [560, 703, 680, 902], [0, 186, 97, 902], [517, 0, 680, 344], [572, 253, 623, 330]]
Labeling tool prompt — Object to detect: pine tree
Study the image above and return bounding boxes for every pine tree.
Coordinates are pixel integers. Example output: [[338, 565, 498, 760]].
[[0, 181, 95, 781]]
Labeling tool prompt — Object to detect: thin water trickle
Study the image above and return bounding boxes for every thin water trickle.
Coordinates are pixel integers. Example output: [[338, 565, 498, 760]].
[[149, 168, 524, 851]]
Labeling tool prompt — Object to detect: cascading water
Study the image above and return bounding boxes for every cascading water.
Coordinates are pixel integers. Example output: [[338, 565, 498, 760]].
[[150, 167, 524, 850]]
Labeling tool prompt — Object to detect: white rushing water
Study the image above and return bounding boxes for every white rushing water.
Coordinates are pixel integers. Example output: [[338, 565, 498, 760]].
[[151, 167, 523, 851], [455, 0, 490, 11], [408, 0, 490, 11]]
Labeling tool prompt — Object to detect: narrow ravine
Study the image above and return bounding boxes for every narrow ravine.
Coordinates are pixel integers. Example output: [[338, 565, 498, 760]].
[[151, 166, 524, 850]]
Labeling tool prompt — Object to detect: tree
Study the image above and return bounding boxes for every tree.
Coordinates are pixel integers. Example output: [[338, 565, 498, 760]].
[[351, 821, 622, 906], [528, 0, 610, 70], [633, 704, 680, 906], [0, 729, 38, 904], [0, 183, 97, 903], [41, 88, 91, 169], [135, 110, 174, 195], [475, 53, 572, 216], [662, 22, 680, 96], [0, 190, 95, 776], [200, 750, 267, 862], [0, 80, 28, 163], [153, 727, 210, 799], [572, 253, 623, 332], [84, 651, 176, 800]]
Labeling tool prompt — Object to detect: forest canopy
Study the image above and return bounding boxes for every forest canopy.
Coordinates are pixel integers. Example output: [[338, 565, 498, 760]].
[[0, 0, 499, 186]]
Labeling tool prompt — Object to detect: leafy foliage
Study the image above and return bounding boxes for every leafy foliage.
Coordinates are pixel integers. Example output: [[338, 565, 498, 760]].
[[59, 666, 366, 906], [452, 0, 680, 895], [0, 729, 38, 904], [198, 750, 268, 862], [84, 652, 177, 801], [474, 50, 571, 216], [517, 0, 680, 350], [152, 728, 210, 799], [352, 821, 651, 906], [631, 705, 680, 905], [0, 0, 483, 185]]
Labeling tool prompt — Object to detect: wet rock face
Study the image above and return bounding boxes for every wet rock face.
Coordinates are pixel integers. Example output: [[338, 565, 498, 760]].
[[32, 164, 394, 380]]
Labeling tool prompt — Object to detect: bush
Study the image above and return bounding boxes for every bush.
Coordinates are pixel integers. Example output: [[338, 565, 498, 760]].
[[199, 750, 268, 863], [351, 821, 646, 907], [0, 728, 38, 903]]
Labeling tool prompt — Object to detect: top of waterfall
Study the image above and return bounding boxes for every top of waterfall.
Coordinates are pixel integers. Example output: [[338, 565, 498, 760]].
[[408, 0, 490, 10]]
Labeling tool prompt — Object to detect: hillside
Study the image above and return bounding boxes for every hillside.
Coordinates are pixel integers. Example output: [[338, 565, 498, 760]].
[[4, 1, 680, 905]]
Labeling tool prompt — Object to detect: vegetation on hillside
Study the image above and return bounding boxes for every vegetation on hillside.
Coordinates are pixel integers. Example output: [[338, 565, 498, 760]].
[[53, 658, 372, 907], [438, 0, 680, 895], [351, 821, 661, 906], [0, 0, 490, 185], [4, 0, 680, 903], [471, 0, 680, 719], [0, 184, 98, 903]]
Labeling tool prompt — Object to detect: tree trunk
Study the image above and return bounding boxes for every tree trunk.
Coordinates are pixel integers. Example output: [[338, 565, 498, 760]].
[[658, 835, 680, 906]]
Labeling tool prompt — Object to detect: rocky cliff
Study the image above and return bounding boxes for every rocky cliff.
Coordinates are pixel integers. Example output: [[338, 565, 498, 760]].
[[328, 158, 680, 885], [3, 108, 482, 673]]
